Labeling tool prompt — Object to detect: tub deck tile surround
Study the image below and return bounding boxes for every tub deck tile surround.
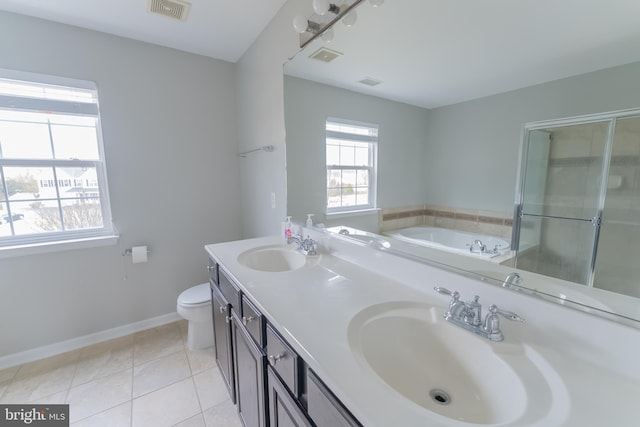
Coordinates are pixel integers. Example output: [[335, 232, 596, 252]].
[[0, 320, 241, 427], [380, 204, 513, 238]]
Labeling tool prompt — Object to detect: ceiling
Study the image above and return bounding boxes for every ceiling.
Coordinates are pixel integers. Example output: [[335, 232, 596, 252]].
[[0, 0, 288, 63], [3, 0, 640, 108], [285, 0, 640, 108]]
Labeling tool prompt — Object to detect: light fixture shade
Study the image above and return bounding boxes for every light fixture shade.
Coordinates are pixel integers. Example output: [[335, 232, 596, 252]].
[[368, 0, 384, 7], [313, 0, 330, 15], [293, 15, 309, 33], [342, 10, 357, 27], [321, 27, 335, 43]]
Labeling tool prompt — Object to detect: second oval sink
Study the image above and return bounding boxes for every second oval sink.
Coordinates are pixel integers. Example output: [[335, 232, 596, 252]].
[[347, 301, 567, 425]]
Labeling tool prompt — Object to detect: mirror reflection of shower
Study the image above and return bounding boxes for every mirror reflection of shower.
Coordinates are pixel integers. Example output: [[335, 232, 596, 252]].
[[514, 111, 640, 299]]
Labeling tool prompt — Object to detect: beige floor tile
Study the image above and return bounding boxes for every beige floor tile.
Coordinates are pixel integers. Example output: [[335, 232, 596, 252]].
[[178, 319, 189, 345], [28, 389, 68, 404], [202, 399, 241, 427], [2, 351, 79, 403], [193, 368, 229, 412], [71, 401, 131, 427], [186, 346, 215, 375], [73, 335, 134, 387], [174, 413, 206, 427], [133, 350, 191, 398], [132, 377, 200, 427], [66, 368, 132, 423], [134, 323, 185, 366], [0, 365, 19, 383]]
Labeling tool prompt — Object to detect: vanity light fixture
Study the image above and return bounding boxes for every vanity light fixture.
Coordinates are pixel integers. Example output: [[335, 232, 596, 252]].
[[313, 0, 341, 16], [293, 16, 322, 35], [293, 0, 368, 47]]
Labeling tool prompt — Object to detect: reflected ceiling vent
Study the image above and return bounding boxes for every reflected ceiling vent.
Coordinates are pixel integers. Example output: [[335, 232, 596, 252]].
[[359, 77, 383, 87], [309, 47, 343, 63], [147, 0, 191, 21]]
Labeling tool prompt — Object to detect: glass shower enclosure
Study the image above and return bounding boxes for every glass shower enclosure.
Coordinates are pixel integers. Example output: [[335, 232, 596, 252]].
[[513, 109, 640, 299]]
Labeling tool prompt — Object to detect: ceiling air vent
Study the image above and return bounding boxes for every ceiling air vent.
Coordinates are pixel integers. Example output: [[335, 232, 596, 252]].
[[359, 77, 383, 87], [147, 0, 191, 21], [309, 47, 343, 63]]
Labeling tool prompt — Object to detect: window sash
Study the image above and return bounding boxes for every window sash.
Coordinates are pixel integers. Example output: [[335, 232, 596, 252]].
[[0, 71, 114, 249], [325, 118, 378, 213]]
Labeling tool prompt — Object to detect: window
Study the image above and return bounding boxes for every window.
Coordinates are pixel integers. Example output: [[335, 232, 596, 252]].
[[326, 117, 378, 213], [0, 70, 115, 251]]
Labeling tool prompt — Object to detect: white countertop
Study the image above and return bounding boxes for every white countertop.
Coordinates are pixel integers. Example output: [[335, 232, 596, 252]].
[[205, 233, 640, 427]]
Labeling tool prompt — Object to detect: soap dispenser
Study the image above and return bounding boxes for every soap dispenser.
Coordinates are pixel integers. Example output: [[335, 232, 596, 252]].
[[306, 214, 314, 228], [282, 216, 293, 240]]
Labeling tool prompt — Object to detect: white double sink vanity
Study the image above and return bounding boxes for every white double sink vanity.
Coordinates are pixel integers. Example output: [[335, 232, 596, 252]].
[[205, 228, 640, 427]]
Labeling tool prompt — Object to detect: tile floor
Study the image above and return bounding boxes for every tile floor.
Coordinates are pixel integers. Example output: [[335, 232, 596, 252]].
[[0, 320, 243, 427]]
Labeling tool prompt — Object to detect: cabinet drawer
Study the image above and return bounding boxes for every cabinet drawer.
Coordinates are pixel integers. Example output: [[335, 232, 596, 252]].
[[208, 259, 218, 285], [307, 369, 361, 427], [241, 295, 264, 347], [266, 324, 300, 397], [218, 268, 241, 311]]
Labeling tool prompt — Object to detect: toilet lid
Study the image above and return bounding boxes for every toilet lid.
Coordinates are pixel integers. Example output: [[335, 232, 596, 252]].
[[178, 283, 211, 305]]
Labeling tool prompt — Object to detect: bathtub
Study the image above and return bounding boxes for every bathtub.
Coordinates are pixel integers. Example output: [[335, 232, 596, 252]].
[[384, 226, 511, 259]]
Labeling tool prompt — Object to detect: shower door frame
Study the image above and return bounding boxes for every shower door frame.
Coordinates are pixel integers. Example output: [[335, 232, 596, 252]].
[[512, 108, 640, 287]]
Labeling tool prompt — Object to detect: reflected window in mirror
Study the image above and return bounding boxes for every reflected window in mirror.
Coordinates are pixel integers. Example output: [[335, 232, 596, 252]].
[[325, 117, 378, 213]]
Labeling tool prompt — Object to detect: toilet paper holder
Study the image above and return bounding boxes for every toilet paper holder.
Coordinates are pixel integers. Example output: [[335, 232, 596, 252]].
[[122, 247, 151, 256]]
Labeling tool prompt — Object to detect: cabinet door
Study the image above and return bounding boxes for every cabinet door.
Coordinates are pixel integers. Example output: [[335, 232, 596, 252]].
[[233, 313, 267, 427], [211, 284, 235, 403], [268, 367, 313, 427], [307, 369, 362, 427]]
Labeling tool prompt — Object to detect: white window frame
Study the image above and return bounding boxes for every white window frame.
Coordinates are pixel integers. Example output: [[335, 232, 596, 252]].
[[0, 69, 117, 257], [325, 117, 378, 214]]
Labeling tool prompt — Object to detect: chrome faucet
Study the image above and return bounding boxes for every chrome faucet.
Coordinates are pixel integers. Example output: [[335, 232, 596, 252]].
[[469, 239, 487, 253], [434, 286, 524, 341], [502, 272, 522, 289], [287, 234, 317, 256]]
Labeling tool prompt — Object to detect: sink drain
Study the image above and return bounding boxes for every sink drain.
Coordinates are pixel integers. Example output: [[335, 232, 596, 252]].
[[429, 389, 451, 405]]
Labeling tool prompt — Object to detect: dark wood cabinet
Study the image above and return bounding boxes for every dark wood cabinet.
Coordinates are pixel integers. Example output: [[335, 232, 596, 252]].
[[268, 367, 313, 427], [211, 283, 235, 403], [232, 312, 267, 427], [307, 368, 362, 427], [210, 262, 361, 427]]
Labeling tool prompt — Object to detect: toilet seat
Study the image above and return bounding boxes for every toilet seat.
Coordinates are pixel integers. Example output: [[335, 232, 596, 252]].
[[178, 283, 211, 306]]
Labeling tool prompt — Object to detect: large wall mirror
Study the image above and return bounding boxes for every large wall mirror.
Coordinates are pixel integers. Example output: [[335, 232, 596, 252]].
[[283, 0, 640, 326]]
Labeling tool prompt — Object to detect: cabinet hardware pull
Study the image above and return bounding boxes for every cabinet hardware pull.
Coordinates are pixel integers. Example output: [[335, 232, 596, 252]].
[[242, 316, 256, 325], [218, 305, 226, 314], [225, 316, 231, 324], [268, 353, 286, 365], [207, 265, 215, 272]]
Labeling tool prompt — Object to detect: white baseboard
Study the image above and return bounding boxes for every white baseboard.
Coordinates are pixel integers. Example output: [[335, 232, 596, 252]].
[[0, 312, 182, 370]]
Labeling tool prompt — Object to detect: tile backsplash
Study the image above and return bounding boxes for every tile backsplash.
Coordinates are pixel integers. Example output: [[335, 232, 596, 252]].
[[379, 204, 513, 240]]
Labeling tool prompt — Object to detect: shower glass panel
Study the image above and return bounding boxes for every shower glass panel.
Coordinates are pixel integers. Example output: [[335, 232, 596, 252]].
[[593, 116, 640, 299], [516, 216, 597, 285], [521, 122, 609, 220], [516, 121, 611, 286]]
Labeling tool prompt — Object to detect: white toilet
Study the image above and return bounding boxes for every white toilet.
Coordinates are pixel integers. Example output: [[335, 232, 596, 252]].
[[177, 283, 214, 350]]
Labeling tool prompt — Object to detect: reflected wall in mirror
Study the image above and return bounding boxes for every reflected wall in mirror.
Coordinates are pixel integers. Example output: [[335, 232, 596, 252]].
[[283, 0, 640, 325]]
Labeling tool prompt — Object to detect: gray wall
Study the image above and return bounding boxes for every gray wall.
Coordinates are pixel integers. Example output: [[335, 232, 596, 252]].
[[425, 61, 640, 213], [235, 0, 304, 238], [0, 12, 242, 357], [284, 76, 429, 228]]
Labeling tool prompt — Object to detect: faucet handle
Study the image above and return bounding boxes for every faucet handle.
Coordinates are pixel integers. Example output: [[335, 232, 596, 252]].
[[491, 305, 525, 323], [434, 286, 458, 298]]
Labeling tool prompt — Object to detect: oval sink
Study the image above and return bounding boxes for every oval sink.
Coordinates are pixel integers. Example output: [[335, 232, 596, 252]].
[[348, 301, 567, 425], [237, 245, 315, 272]]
